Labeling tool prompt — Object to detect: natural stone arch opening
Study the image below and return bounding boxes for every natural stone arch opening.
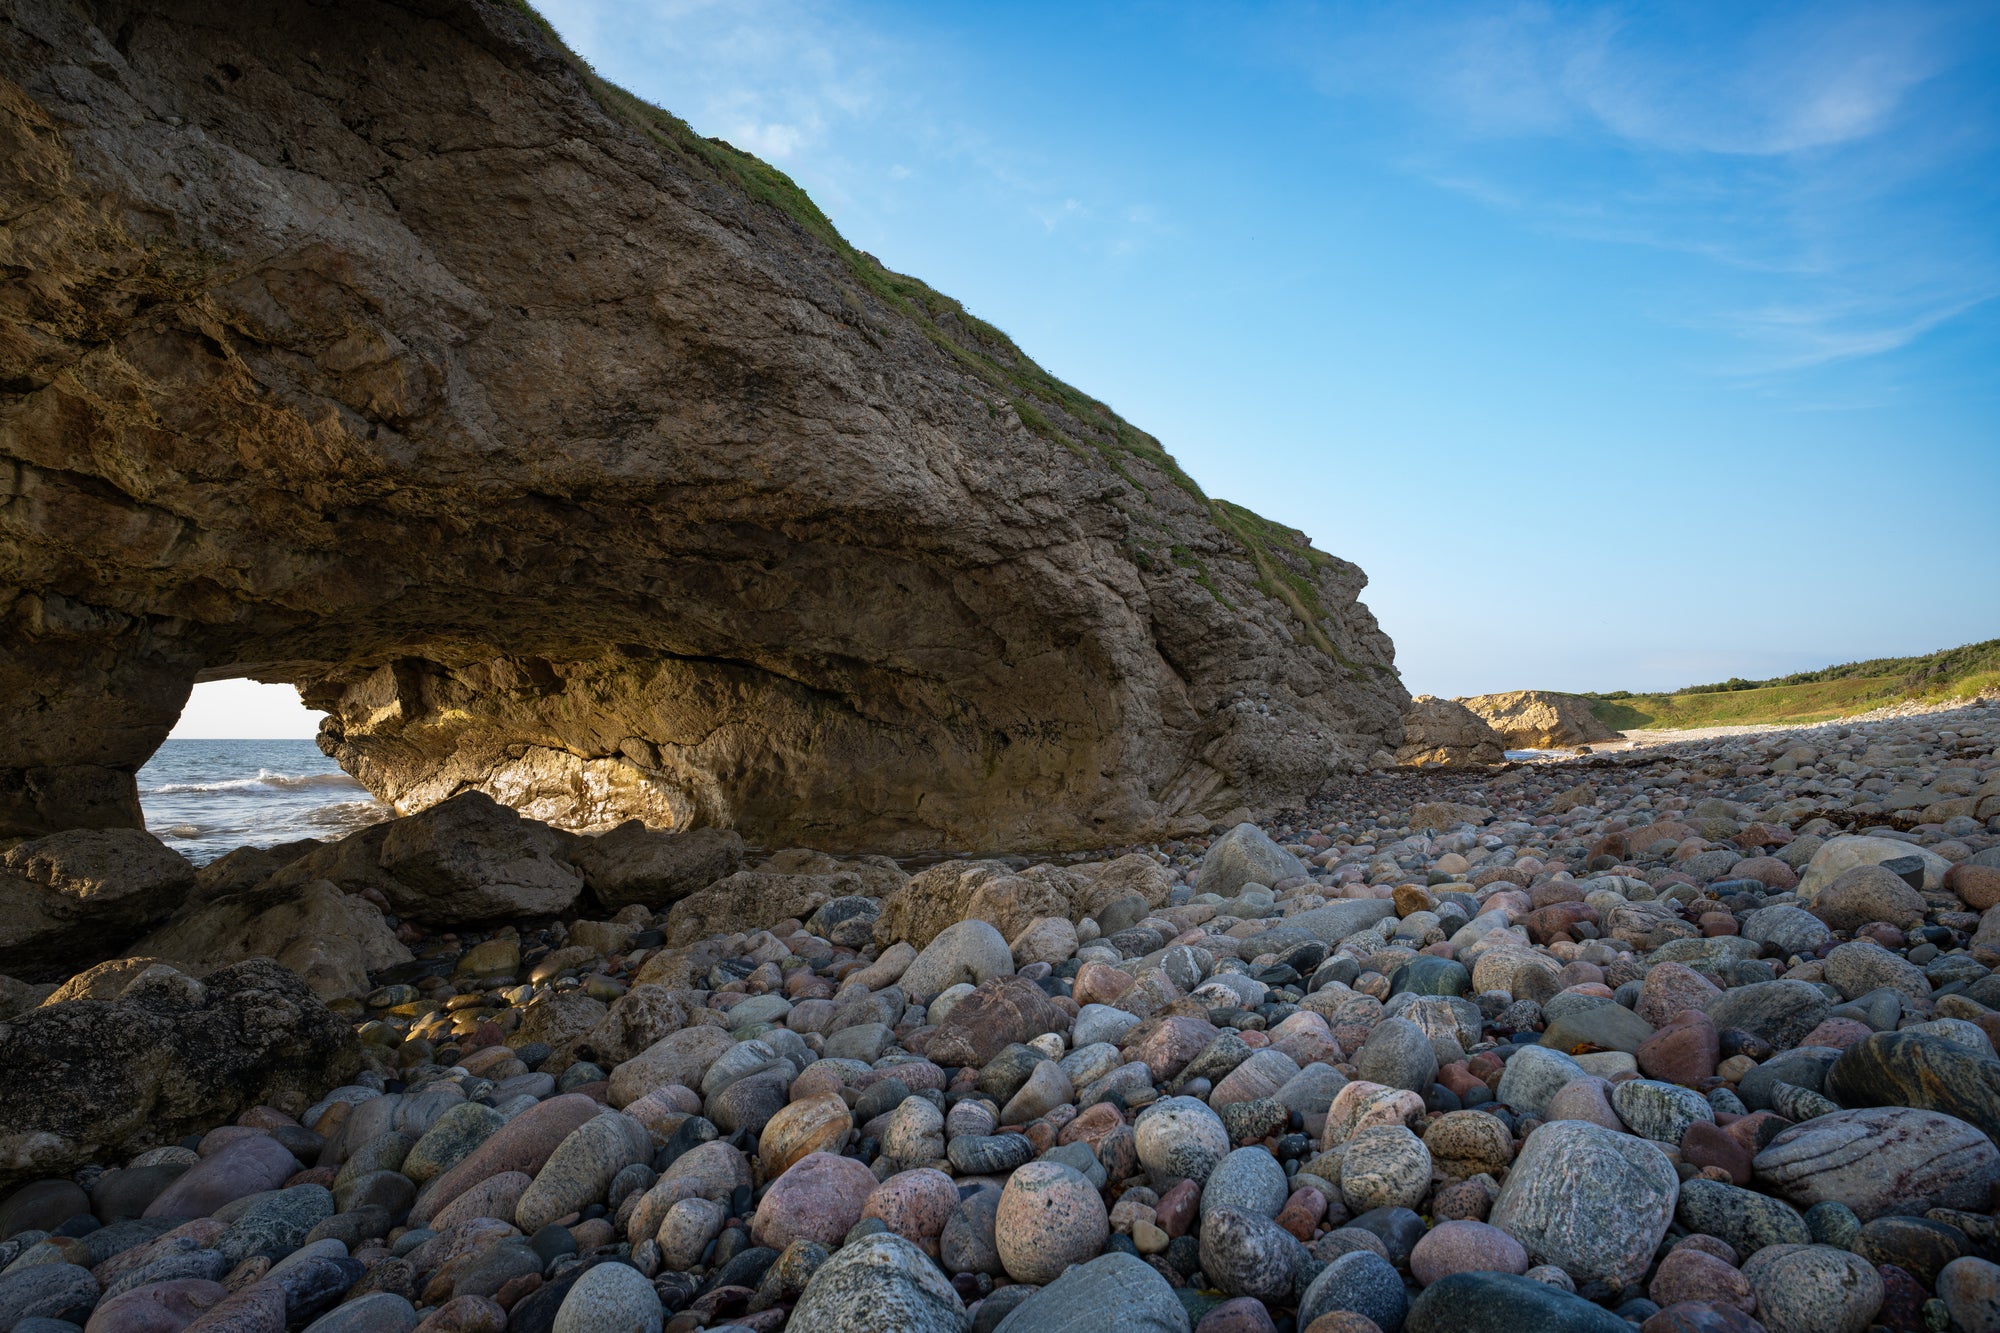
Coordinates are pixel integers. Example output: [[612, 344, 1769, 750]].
[[0, 0, 1406, 854]]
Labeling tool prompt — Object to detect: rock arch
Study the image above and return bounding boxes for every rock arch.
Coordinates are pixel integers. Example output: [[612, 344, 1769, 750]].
[[0, 0, 1405, 852]]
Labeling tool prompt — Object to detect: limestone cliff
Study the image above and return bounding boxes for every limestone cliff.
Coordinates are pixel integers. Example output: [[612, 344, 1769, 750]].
[[0, 0, 1406, 852]]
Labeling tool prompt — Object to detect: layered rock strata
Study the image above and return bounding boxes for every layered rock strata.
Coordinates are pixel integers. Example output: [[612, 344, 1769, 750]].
[[0, 0, 1404, 852]]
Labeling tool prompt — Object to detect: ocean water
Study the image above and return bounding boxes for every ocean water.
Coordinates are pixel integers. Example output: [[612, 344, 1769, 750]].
[[138, 738, 390, 864]]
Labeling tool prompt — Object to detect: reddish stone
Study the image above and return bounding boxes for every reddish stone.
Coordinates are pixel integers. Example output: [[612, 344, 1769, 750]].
[[863, 1168, 959, 1249], [1636, 963, 1723, 1028], [1465, 1052, 1506, 1089], [1649, 1246, 1754, 1312], [1948, 863, 2000, 911], [1856, 923, 1906, 950], [1524, 903, 1599, 945], [1073, 962, 1135, 1006], [1877, 1263, 1928, 1332], [925, 976, 1067, 1068], [1641, 1303, 1767, 1333], [1797, 1017, 1875, 1051], [1638, 1010, 1719, 1086], [1059, 1102, 1126, 1150], [1698, 914, 1738, 937], [1437, 1063, 1486, 1099], [1556, 961, 1606, 989], [751, 1152, 878, 1250], [1730, 854, 1798, 887], [1197, 1297, 1279, 1333], [146, 1134, 298, 1220], [1275, 1186, 1327, 1242], [1128, 1016, 1222, 1082], [1156, 1179, 1199, 1238], [1679, 1121, 1752, 1185], [411, 1094, 600, 1227]]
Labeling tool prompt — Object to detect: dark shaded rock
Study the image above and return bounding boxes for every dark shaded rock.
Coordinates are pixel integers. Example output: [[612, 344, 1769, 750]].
[[1826, 1031, 2000, 1142], [0, 959, 357, 1190], [0, 829, 195, 979], [1405, 1271, 1630, 1333], [1675, 1178, 1811, 1255]]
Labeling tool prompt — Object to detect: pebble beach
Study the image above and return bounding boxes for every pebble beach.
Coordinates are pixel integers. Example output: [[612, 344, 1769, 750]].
[[4, 697, 2000, 1333]]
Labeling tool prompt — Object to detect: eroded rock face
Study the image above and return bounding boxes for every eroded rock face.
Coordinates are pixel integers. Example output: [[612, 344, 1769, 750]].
[[1395, 697, 1505, 767], [1457, 691, 1619, 750], [0, 0, 1405, 853]]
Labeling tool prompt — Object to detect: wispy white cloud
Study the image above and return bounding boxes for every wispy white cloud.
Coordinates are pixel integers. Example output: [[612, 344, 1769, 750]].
[[1282, 1, 1996, 374]]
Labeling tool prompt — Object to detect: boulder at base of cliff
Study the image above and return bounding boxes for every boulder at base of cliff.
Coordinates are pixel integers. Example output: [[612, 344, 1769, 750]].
[[0, 829, 196, 980], [1396, 697, 1506, 767], [0, 958, 359, 1188], [131, 877, 412, 1001]]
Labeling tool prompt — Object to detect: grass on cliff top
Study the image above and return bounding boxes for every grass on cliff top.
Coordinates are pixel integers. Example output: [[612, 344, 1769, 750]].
[[496, 0, 1358, 656], [1585, 639, 2000, 730]]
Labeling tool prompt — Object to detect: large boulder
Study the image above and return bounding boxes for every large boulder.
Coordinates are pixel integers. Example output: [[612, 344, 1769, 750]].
[[0, 0, 1405, 853], [375, 792, 584, 923], [1457, 691, 1619, 750], [1396, 697, 1505, 767], [1196, 824, 1308, 897], [572, 822, 745, 911], [0, 829, 195, 979], [132, 877, 411, 1001], [1797, 835, 1950, 899], [0, 959, 359, 1188], [665, 870, 863, 945], [875, 863, 1079, 949]]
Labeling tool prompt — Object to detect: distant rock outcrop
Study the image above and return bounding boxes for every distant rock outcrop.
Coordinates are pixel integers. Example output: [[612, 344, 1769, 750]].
[[1395, 697, 1505, 767], [1459, 691, 1620, 750], [0, 0, 1405, 853]]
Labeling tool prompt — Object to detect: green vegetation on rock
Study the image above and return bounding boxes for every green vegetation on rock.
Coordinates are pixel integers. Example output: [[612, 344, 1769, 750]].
[[1585, 639, 2000, 730]]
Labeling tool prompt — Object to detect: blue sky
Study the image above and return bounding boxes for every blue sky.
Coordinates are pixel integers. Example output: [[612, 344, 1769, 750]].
[[174, 0, 2000, 735]]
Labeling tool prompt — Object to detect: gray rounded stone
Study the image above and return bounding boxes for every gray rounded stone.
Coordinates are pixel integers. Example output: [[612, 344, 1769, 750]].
[[1134, 1097, 1230, 1186], [1199, 1146, 1290, 1221], [902, 920, 1015, 1004], [1197, 1206, 1301, 1302], [1488, 1120, 1677, 1286], [403, 1101, 506, 1182], [1609, 1079, 1715, 1144], [790, 1231, 969, 1332], [1741, 1242, 1883, 1333], [515, 1110, 653, 1233], [1742, 905, 1832, 958], [1704, 979, 1831, 1049], [1197, 824, 1309, 899], [1340, 1125, 1432, 1214], [1494, 1046, 1585, 1118], [552, 1260, 663, 1333], [1404, 1270, 1630, 1332], [1356, 1017, 1439, 1094], [1298, 1249, 1409, 1331], [1675, 1178, 1812, 1255], [301, 1291, 419, 1333], [992, 1252, 1191, 1333], [1752, 1105, 2000, 1221]]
